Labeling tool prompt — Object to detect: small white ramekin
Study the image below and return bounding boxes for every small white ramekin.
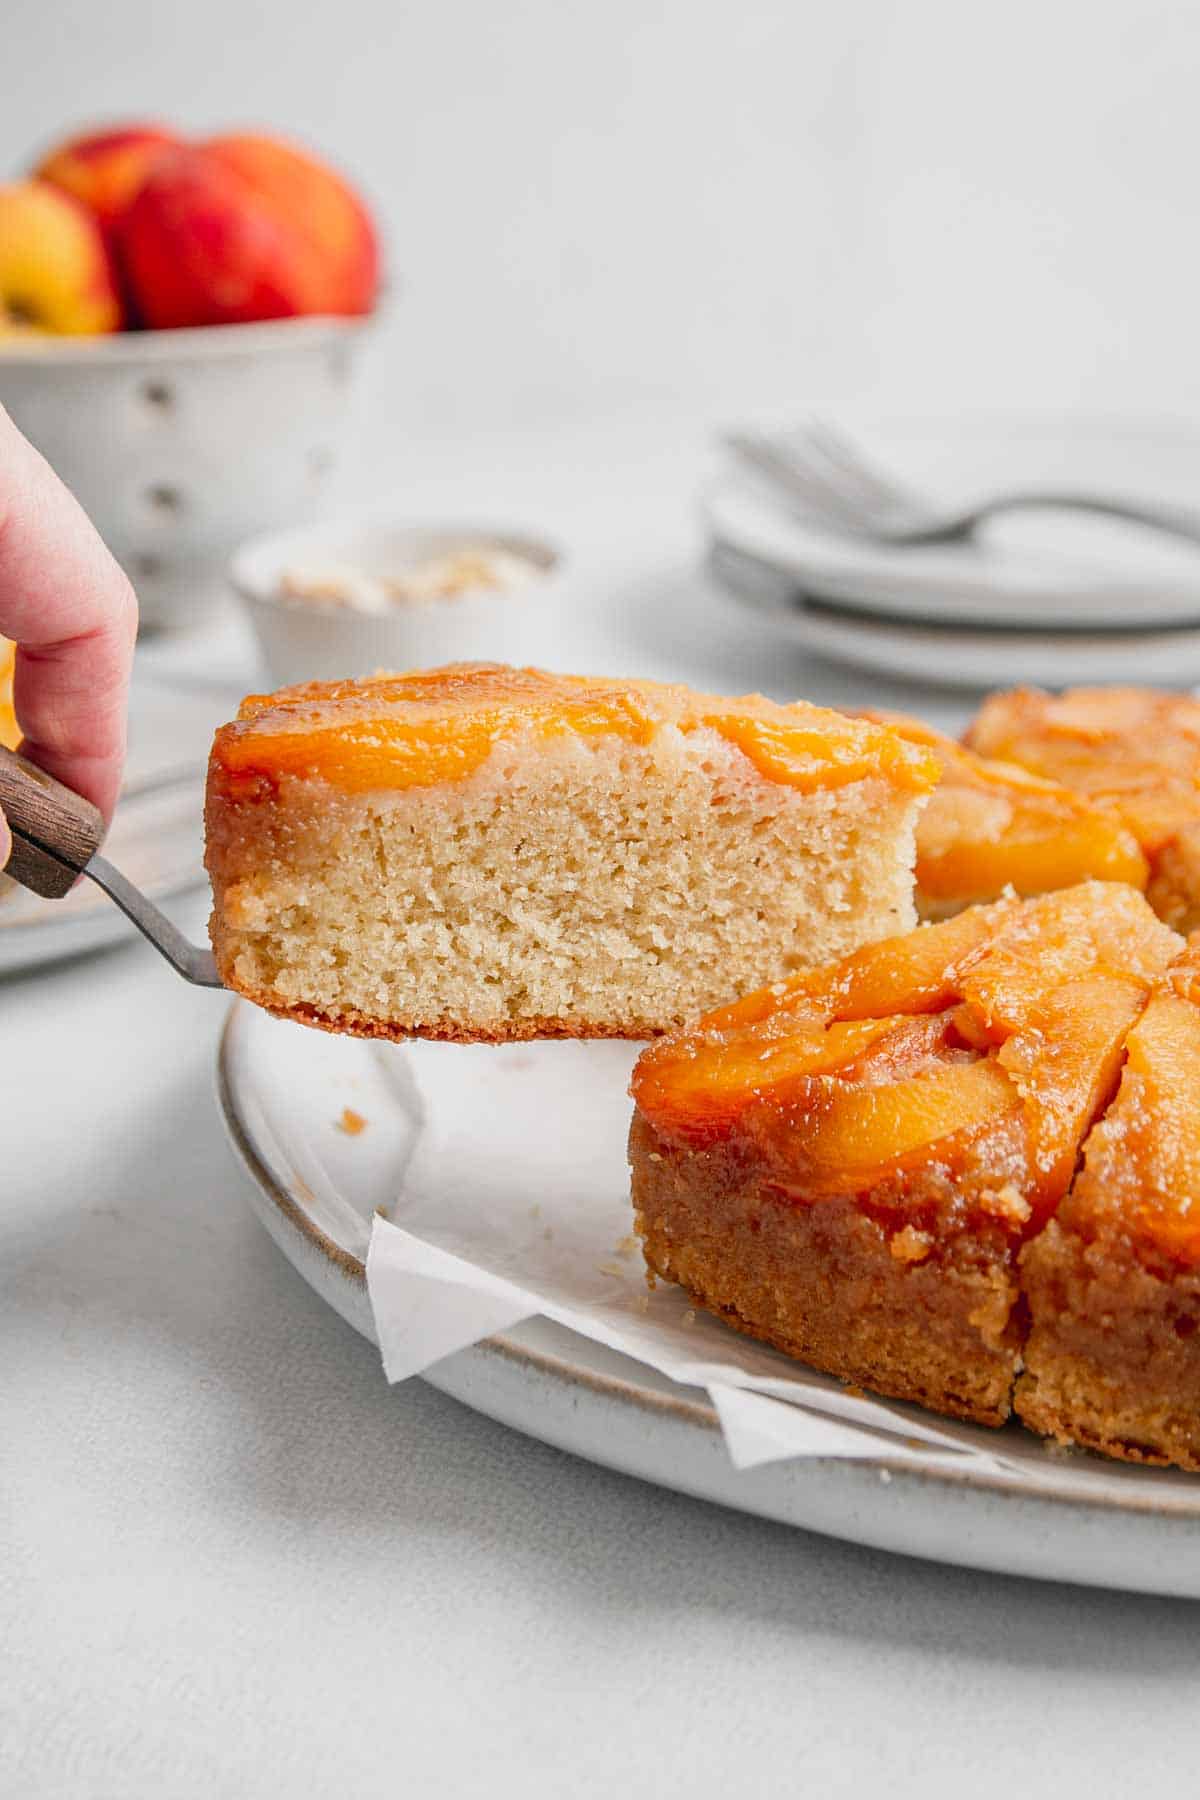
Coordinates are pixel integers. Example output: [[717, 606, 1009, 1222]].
[[0, 317, 374, 632], [229, 518, 564, 688]]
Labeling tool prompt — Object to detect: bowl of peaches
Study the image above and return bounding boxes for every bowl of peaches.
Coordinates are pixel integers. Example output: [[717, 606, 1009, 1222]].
[[0, 122, 382, 631]]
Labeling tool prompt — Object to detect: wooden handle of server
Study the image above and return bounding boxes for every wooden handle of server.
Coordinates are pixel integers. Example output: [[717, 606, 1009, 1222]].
[[0, 742, 106, 899]]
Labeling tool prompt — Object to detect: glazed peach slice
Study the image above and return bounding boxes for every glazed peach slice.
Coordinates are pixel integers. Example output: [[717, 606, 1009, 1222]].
[[966, 686, 1200, 932], [633, 901, 1014, 1144], [214, 664, 933, 800], [698, 898, 1013, 1036], [861, 709, 1147, 918], [1019, 942, 1200, 1467], [630, 883, 1183, 1426], [0, 639, 18, 750]]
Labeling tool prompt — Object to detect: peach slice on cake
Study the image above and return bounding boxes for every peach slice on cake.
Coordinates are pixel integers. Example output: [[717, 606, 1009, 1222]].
[[0, 639, 17, 749], [966, 686, 1200, 932], [861, 709, 1147, 918]]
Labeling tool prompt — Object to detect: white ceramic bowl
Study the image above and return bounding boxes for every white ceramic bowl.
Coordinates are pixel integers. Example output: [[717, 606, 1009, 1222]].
[[230, 518, 564, 687], [0, 318, 373, 632]]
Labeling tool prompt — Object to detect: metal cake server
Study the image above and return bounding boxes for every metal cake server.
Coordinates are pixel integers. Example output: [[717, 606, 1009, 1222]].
[[0, 742, 222, 987]]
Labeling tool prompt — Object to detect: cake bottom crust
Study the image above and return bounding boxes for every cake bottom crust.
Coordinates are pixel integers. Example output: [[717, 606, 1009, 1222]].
[[630, 1116, 1022, 1428], [224, 981, 676, 1045]]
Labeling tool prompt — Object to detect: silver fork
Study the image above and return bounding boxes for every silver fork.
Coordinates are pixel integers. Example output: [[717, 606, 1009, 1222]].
[[725, 420, 1200, 549]]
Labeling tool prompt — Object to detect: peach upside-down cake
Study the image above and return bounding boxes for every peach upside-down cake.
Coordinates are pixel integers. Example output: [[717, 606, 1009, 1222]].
[[629, 882, 1200, 1465], [205, 663, 936, 1042]]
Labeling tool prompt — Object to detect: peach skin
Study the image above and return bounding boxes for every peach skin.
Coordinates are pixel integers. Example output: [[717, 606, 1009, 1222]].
[[120, 134, 380, 328], [34, 123, 180, 239]]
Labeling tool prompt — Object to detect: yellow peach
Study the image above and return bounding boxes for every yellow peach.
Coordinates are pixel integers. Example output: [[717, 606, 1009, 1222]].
[[0, 180, 123, 335]]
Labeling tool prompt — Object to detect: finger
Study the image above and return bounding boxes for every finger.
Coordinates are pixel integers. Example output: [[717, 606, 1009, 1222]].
[[0, 404, 137, 823]]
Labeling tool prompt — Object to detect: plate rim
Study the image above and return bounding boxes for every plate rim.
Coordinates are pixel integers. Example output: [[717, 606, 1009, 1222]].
[[215, 1002, 717, 1435], [216, 1000, 1200, 1523]]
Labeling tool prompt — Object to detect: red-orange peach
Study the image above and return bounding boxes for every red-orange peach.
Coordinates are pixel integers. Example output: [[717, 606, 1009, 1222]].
[[0, 180, 123, 334], [34, 123, 180, 238], [119, 134, 380, 328]]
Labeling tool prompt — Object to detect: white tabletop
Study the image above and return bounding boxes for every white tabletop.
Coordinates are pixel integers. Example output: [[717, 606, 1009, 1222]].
[[4, 426, 1192, 1799]]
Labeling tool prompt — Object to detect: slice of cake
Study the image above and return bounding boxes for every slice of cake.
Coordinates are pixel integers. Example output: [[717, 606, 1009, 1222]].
[[1018, 943, 1200, 1469], [205, 663, 936, 1042], [859, 709, 1147, 919], [965, 685, 1200, 932], [629, 883, 1182, 1426]]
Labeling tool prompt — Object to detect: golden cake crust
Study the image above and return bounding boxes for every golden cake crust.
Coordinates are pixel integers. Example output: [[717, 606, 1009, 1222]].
[[631, 1114, 1022, 1424]]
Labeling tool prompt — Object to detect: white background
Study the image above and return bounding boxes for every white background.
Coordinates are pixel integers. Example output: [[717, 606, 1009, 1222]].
[[5, 0, 1200, 434], [6, 5, 1200, 1795]]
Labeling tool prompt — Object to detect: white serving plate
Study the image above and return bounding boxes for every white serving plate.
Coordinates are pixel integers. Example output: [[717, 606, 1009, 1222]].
[[218, 998, 1200, 1598], [0, 766, 206, 976]]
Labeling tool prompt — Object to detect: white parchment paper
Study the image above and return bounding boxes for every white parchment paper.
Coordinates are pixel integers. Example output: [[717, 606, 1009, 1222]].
[[366, 1038, 1024, 1473]]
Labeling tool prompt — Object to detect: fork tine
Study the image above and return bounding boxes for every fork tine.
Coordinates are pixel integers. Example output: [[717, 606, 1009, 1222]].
[[800, 419, 922, 514], [762, 433, 888, 527], [723, 431, 868, 531]]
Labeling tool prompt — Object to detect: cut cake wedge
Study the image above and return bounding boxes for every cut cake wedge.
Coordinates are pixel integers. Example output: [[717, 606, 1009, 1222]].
[[205, 663, 936, 1042]]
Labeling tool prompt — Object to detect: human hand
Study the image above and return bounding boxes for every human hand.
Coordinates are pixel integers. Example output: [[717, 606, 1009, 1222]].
[[0, 403, 137, 869]]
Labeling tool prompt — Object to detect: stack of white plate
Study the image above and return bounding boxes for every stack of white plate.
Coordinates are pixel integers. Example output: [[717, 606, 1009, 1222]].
[[704, 422, 1200, 689]]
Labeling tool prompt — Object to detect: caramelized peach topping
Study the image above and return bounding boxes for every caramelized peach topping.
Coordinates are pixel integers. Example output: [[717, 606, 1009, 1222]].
[[861, 709, 1147, 917], [631, 884, 1181, 1232], [965, 686, 1200, 931], [0, 638, 17, 750], [1057, 941, 1200, 1264], [210, 664, 938, 800]]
